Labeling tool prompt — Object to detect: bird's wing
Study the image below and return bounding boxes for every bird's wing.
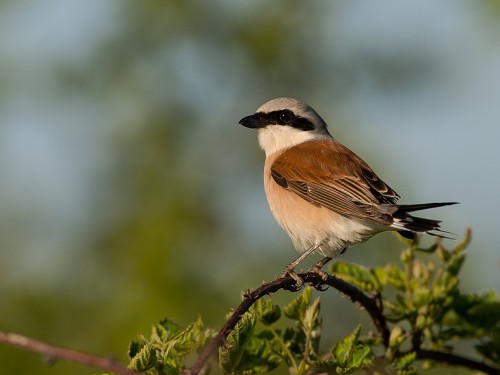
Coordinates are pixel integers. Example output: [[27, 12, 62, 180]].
[[270, 139, 400, 224]]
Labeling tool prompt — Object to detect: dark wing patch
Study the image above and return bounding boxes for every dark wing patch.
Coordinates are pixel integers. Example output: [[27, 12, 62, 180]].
[[360, 169, 400, 204], [271, 169, 288, 188]]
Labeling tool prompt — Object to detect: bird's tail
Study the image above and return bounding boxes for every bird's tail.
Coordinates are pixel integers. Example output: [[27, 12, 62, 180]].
[[391, 202, 458, 239]]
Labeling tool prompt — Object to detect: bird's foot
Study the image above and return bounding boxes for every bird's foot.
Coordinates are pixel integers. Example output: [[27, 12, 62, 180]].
[[308, 257, 332, 280], [308, 266, 329, 281], [307, 256, 332, 291], [281, 267, 305, 291], [307, 268, 329, 291]]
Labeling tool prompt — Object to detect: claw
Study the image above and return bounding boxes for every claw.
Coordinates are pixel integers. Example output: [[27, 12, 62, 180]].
[[313, 283, 328, 291], [281, 268, 305, 291], [307, 267, 329, 291]]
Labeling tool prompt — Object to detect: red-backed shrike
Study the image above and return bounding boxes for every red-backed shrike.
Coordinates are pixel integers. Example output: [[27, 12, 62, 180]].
[[239, 97, 456, 283]]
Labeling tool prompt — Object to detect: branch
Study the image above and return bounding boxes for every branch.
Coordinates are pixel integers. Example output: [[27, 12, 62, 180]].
[[0, 331, 136, 375], [189, 271, 390, 375], [415, 349, 500, 375], [4, 273, 497, 375], [190, 272, 500, 375], [322, 273, 390, 347], [189, 274, 298, 374]]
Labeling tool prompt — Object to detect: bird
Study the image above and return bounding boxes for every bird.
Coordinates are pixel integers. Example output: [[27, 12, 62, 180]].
[[238, 97, 457, 285]]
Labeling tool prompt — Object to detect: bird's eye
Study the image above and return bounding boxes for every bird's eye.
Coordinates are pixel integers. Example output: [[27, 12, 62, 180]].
[[278, 110, 294, 124]]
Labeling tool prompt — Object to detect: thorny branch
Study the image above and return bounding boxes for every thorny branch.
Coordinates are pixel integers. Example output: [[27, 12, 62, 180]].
[[189, 272, 500, 375], [189, 272, 389, 375], [1, 271, 499, 375]]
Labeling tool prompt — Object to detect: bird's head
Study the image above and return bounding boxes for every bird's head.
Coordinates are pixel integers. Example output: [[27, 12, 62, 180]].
[[239, 97, 332, 156]]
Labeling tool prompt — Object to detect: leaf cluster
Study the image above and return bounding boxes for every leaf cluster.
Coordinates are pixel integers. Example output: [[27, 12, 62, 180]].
[[119, 230, 500, 374], [219, 287, 373, 374], [127, 317, 216, 374], [332, 228, 500, 372]]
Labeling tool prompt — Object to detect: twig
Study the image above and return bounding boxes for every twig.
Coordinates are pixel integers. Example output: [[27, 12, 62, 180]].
[[0, 331, 136, 375]]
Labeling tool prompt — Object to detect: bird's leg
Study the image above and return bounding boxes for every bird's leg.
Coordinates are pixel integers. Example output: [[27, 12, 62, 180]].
[[308, 247, 346, 285], [281, 245, 319, 287], [308, 256, 333, 281]]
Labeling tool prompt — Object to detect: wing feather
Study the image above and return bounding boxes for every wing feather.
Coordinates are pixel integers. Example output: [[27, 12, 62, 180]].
[[270, 139, 398, 224]]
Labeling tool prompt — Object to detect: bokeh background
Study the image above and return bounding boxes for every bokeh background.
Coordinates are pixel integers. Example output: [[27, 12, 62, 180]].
[[1, 1, 499, 374]]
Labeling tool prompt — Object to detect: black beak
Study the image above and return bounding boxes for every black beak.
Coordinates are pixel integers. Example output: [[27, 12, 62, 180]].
[[239, 114, 267, 129]]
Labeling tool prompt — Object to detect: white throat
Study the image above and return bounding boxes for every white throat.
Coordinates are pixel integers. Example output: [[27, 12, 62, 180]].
[[258, 126, 330, 156]]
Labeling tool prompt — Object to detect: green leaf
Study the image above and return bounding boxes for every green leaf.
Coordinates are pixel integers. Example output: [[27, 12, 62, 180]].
[[283, 326, 306, 358], [400, 248, 414, 265], [371, 267, 388, 289], [311, 358, 340, 373], [412, 285, 431, 307], [153, 317, 181, 341], [219, 312, 257, 374], [415, 313, 433, 330], [227, 332, 283, 374], [302, 297, 321, 333], [251, 298, 281, 326], [384, 300, 408, 322], [394, 351, 417, 375], [451, 227, 472, 255], [435, 245, 451, 262], [445, 252, 465, 276], [169, 322, 198, 356], [395, 231, 419, 247], [388, 327, 406, 350], [302, 297, 322, 356], [333, 325, 360, 367], [128, 316, 216, 374], [415, 242, 439, 254], [453, 291, 500, 329], [128, 342, 157, 372], [128, 340, 142, 359], [314, 325, 374, 374], [330, 262, 378, 292], [284, 287, 313, 320], [385, 264, 407, 291], [348, 345, 374, 371]]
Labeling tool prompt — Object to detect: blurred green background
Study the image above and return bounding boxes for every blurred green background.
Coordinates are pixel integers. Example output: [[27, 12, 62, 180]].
[[1, 1, 499, 374]]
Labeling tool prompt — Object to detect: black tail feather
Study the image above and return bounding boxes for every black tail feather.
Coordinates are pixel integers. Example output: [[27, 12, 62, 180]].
[[398, 230, 416, 239], [393, 202, 458, 239], [396, 202, 458, 213]]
